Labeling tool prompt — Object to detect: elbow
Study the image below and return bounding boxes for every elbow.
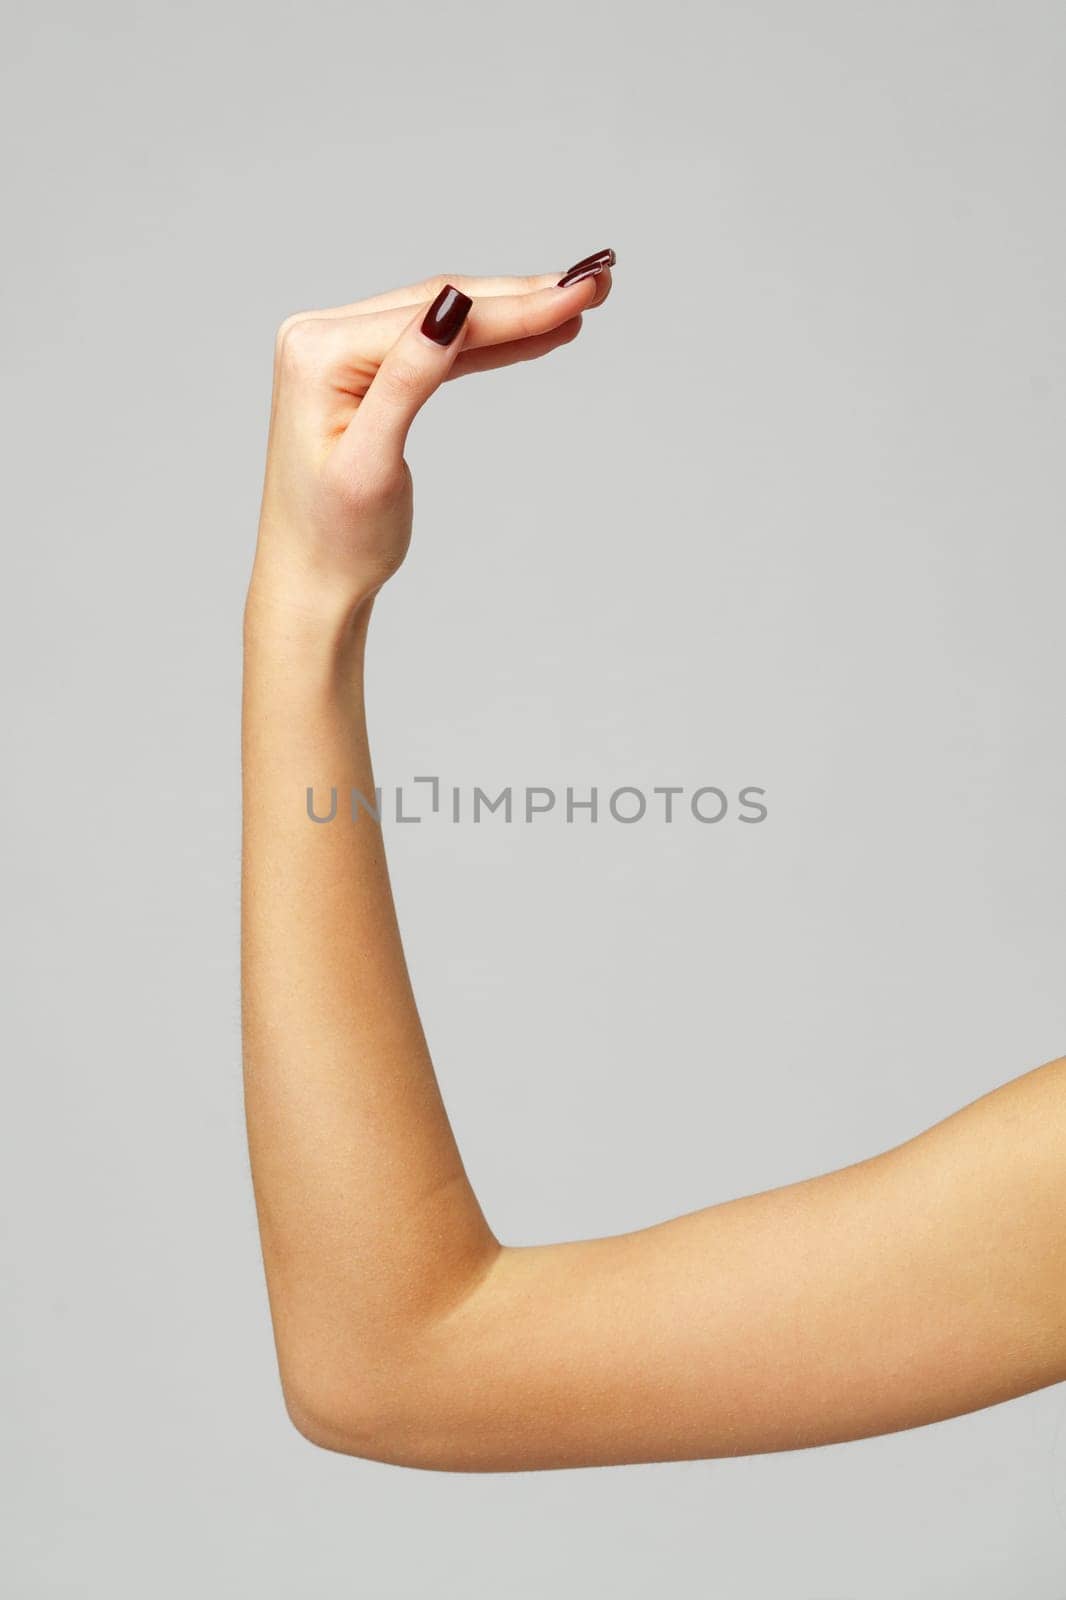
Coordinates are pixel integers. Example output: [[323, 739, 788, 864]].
[[278, 1350, 411, 1465], [280, 1368, 381, 1460], [276, 1339, 488, 1473], [271, 1245, 512, 1471], [286, 1403, 392, 1462]]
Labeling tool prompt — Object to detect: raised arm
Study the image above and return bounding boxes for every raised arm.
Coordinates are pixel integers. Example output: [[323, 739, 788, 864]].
[[241, 258, 1066, 1472]]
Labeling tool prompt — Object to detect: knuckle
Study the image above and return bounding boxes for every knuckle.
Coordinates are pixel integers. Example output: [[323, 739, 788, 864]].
[[418, 272, 455, 302], [274, 313, 325, 377], [273, 312, 305, 354]]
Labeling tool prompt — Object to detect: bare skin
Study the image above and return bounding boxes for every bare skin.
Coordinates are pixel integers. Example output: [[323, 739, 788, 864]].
[[241, 259, 1066, 1472]]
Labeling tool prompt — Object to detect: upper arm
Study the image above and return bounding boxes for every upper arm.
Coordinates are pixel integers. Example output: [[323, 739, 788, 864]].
[[345, 1056, 1066, 1471]]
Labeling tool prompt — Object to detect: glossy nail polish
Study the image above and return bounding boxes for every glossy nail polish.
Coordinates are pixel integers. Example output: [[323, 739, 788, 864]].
[[564, 246, 617, 275], [557, 261, 605, 289], [421, 284, 473, 346]]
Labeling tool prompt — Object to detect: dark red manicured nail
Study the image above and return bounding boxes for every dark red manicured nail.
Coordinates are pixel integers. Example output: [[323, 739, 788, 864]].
[[557, 261, 605, 289], [421, 284, 473, 346], [563, 246, 616, 275]]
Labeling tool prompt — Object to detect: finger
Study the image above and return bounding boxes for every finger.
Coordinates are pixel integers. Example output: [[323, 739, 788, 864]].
[[570, 263, 612, 309], [347, 270, 569, 316], [353, 264, 612, 316], [355, 249, 614, 316], [294, 254, 614, 322], [461, 276, 604, 350], [337, 273, 604, 380], [445, 315, 583, 379], [302, 271, 562, 323], [373, 266, 612, 322], [341, 285, 473, 461], [557, 262, 605, 308]]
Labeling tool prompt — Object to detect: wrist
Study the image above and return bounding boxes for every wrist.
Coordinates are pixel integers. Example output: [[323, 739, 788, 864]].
[[244, 558, 374, 665]]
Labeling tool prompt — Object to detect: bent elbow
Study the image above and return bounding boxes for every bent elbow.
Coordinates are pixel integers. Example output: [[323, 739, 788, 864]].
[[279, 1356, 398, 1462], [278, 1349, 481, 1472], [271, 1250, 512, 1471]]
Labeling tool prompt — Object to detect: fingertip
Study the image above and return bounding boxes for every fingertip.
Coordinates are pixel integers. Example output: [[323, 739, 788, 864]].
[[554, 264, 612, 308], [553, 274, 602, 310], [588, 267, 613, 308]]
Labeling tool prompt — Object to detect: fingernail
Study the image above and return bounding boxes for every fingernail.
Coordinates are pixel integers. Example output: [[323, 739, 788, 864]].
[[557, 261, 605, 289], [421, 284, 473, 346], [563, 246, 617, 275]]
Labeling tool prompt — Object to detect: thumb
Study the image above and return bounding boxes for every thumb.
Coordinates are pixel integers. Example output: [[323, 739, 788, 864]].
[[346, 284, 473, 462]]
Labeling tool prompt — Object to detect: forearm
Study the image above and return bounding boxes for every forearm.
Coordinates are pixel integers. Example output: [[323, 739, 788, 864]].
[[241, 581, 498, 1444]]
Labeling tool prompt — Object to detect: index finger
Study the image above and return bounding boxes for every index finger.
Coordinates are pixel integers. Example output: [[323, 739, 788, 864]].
[[311, 271, 563, 322], [301, 250, 616, 321]]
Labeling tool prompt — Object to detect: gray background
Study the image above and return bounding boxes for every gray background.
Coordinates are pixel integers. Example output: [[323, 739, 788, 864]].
[[3, 1, 1065, 1595]]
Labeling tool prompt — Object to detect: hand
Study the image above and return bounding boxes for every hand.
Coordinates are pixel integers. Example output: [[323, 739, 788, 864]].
[[248, 254, 614, 629]]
